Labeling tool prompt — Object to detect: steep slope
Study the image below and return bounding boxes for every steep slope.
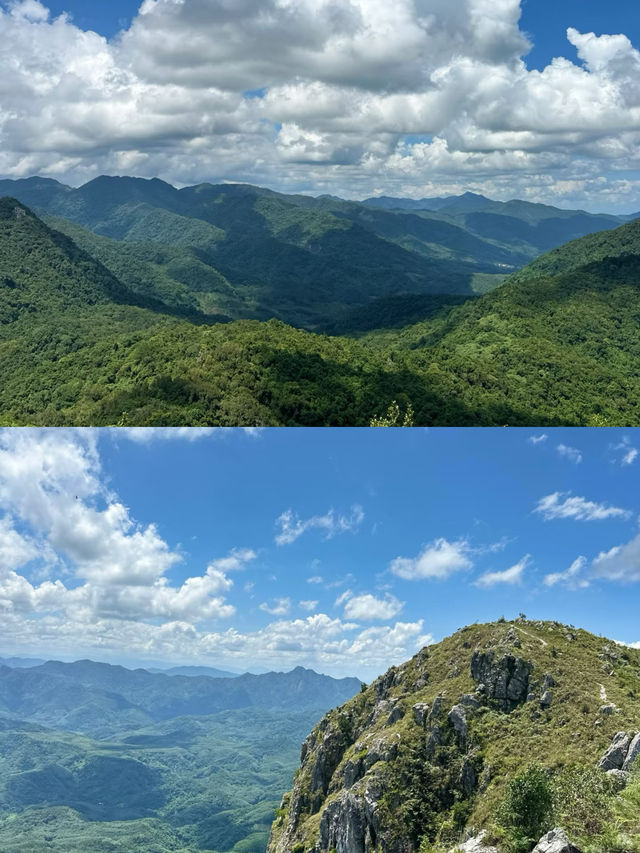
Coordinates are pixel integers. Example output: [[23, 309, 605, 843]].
[[506, 216, 640, 285], [363, 222, 640, 424], [268, 620, 640, 853]]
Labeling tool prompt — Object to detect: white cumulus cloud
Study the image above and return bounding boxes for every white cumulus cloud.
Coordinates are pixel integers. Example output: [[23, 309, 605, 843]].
[[390, 538, 472, 580], [592, 532, 640, 582]]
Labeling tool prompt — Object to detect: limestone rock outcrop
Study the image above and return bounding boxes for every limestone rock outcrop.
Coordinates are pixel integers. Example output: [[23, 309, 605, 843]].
[[470, 650, 533, 711], [531, 828, 582, 853]]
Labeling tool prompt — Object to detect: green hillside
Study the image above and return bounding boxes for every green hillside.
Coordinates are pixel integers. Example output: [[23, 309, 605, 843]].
[[2, 195, 640, 426], [0, 662, 361, 853], [268, 619, 640, 853]]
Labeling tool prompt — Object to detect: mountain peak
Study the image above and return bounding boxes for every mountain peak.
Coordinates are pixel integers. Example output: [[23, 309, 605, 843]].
[[269, 618, 640, 853]]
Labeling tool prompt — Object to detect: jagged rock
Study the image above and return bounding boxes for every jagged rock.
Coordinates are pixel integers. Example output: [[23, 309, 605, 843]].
[[606, 769, 629, 788], [598, 732, 631, 771], [412, 703, 430, 727], [543, 674, 557, 689], [470, 650, 533, 711], [429, 695, 446, 721], [363, 736, 398, 769], [373, 667, 398, 700], [599, 703, 617, 716], [319, 775, 383, 853], [459, 758, 477, 797], [532, 828, 583, 853], [311, 727, 351, 794], [448, 704, 468, 742], [460, 694, 480, 709], [450, 830, 497, 853], [425, 725, 444, 758], [370, 699, 396, 725], [622, 732, 640, 771], [540, 690, 553, 709], [526, 692, 537, 703], [387, 704, 405, 725], [505, 627, 521, 647]]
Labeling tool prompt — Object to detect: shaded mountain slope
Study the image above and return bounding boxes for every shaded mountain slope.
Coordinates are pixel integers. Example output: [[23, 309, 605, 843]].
[[268, 619, 640, 853]]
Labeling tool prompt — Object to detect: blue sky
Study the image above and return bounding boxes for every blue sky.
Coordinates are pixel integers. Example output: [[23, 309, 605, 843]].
[[1, 0, 639, 211], [0, 428, 639, 680]]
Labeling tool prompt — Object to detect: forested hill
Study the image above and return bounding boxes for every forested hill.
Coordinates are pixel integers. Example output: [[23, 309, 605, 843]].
[[2, 193, 640, 426], [0, 175, 630, 330]]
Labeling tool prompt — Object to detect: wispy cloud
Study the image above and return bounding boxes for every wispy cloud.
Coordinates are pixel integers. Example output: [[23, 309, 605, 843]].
[[275, 505, 364, 546], [557, 444, 583, 464], [543, 556, 589, 589], [259, 597, 291, 616], [528, 434, 548, 445], [474, 556, 529, 588], [119, 428, 261, 443], [610, 436, 638, 467], [390, 538, 472, 580], [299, 599, 318, 612], [534, 492, 631, 522]]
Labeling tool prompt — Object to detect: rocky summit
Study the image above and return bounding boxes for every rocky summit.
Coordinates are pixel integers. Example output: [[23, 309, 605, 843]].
[[268, 619, 640, 853]]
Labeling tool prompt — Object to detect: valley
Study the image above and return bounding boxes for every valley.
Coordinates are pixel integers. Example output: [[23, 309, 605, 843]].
[[0, 660, 361, 853], [0, 178, 639, 426]]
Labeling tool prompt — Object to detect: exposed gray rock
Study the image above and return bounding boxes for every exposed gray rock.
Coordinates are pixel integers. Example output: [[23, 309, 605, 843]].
[[412, 702, 430, 727], [622, 732, 640, 771], [543, 674, 557, 689], [429, 695, 446, 721], [318, 775, 383, 853], [460, 694, 480, 709], [598, 731, 631, 771], [526, 692, 537, 703], [387, 704, 405, 725], [425, 725, 444, 758], [370, 699, 396, 725], [606, 769, 629, 788], [470, 650, 533, 711], [599, 703, 617, 716], [459, 758, 477, 797], [505, 627, 521, 647], [363, 736, 398, 770], [448, 704, 468, 743], [311, 727, 350, 794], [540, 690, 553, 709], [531, 828, 583, 853], [450, 830, 497, 853]]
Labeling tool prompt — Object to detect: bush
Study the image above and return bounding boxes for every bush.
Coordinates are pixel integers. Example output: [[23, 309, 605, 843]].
[[497, 766, 553, 853]]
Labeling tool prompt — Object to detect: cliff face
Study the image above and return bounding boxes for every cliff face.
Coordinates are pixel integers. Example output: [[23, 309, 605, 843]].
[[268, 620, 640, 853]]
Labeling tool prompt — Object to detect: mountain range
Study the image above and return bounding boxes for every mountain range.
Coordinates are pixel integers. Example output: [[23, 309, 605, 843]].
[[0, 658, 361, 853], [1, 178, 640, 426]]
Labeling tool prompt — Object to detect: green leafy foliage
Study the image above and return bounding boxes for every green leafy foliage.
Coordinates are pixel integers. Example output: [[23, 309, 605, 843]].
[[496, 766, 553, 852]]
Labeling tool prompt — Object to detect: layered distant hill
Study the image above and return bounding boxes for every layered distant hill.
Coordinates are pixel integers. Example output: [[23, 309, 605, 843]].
[[0, 658, 361, 853], [0, 175, 629, 329], [1, 186, 639, 426]]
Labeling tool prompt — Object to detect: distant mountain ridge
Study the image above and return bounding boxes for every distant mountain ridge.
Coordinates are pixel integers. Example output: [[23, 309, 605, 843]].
[[0, 658, 362, 738], [0, 175, 630, 331]]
